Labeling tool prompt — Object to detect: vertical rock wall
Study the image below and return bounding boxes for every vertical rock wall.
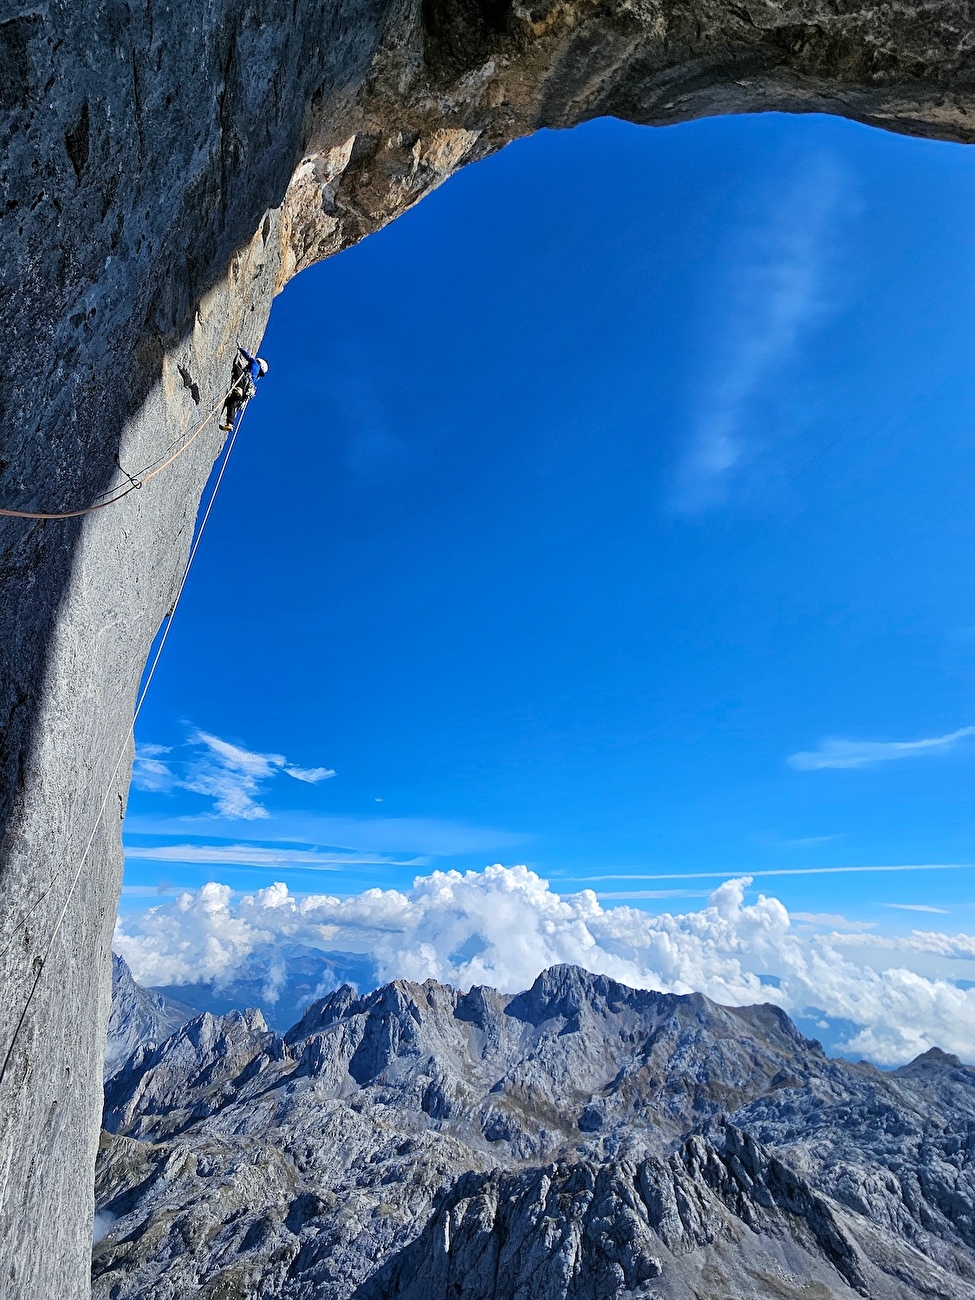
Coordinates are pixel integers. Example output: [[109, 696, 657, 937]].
[[0, 4, 392, 1293], [2, 0, 975, 1292]]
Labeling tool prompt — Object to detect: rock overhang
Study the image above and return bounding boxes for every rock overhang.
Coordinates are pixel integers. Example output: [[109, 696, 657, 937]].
[[3, 1, 975, 1293]]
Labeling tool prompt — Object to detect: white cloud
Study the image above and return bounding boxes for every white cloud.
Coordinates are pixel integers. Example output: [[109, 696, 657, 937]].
[[284, 765, 337, 784], [827, 928, 975, 960], [115, 865, 975, 1065], [884, 903, 950, 915], [790, 911, 876, 931], [132, 730, 336, 819], [582, 863, 973, 881], [124, 842, 426, 869], [125, 811, 528, 857], [789, 726, 975, 770], [675, 154, 845, 512], [93, 1211, 116, 1244], [132, 746, 176, 794]]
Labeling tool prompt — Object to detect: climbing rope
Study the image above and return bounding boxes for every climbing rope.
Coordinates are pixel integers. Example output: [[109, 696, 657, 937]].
[[0, 367, 256, 960], [0, 394, 253, 1090], [0, 375, 245, 521]]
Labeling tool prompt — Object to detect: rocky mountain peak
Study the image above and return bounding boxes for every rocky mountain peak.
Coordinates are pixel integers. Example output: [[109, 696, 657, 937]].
[[505, 962, 654, 1026], [898, 1044, 965, 1072], [95, 964, 975, 1298], [104, 963, 835, 1147]]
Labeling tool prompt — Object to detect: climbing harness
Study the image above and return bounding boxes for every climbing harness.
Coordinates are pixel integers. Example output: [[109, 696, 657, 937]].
[[0, 389, 256, 1091], [0, 374, 247, 521]]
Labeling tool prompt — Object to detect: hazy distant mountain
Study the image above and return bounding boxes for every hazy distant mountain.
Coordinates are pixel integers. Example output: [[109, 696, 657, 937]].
[[95, 965, 975, 1299], [107, 947, 376, 1086], [148, 943, 376, 1031]]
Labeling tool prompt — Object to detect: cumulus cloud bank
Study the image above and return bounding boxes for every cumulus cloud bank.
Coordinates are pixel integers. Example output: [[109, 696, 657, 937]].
[[133, 730, 335, 819], [789, 726, 975, 771], [115, 864, 975, 1066]]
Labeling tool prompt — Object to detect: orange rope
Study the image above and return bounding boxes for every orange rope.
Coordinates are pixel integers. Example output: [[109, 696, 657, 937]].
[[0, 394, 253, 1089], [0, 377, 244, 521]]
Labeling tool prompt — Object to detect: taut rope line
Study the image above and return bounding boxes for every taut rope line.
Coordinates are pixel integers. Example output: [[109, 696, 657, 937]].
[[0, 396, 252, 1089], [0, 377, 245, 521]]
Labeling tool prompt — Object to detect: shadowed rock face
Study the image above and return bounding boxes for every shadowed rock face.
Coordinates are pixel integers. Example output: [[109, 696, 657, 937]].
[[2, 3, 975, 1292], [93, 965, 975, 1298]]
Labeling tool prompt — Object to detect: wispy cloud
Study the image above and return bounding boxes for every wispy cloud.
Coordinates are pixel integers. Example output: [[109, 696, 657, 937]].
[[580, 864, 975, 881], [774, 834, 839, 850], [884, 903, 950, 915], [595, 890, 710, 901], [123, 843, 427, 869], [131, 744, 175, 793], [788, 726, 975, 771], [825, 929, 975, 959], [791, 911, 876, 931], [132, 730, 336, 819], [299, 347, 410, 481], [126, 810, 529, 858], [675, 154, 845, 512]]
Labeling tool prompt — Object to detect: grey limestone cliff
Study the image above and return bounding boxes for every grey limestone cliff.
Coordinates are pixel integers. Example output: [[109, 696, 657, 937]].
[[4, 0, 975, 1293], [92, 965, 975, 1298]]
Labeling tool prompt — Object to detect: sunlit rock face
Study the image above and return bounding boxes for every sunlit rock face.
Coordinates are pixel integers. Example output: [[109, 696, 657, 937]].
[[104, 955, 199, 1081], [94, 965, 975, 1299], [2, 2, 975, 1293]]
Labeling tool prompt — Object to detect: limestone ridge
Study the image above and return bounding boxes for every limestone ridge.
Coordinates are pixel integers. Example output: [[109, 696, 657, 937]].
[[105, 954, 200, 1080], [94, 964, 975, 1298], [103, 948, 378, 1077], [5, 0, 975, 1290]]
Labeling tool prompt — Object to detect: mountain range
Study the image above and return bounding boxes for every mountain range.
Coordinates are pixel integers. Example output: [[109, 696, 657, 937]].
[[106, 945, 380, 1075], [94, 962, 975, 1298]]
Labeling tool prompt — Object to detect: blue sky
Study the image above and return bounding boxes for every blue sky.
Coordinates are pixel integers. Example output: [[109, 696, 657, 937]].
[[125, 110, 975, 938]]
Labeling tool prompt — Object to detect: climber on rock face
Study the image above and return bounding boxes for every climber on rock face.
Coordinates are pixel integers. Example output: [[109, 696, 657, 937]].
[[220, 345, 268, 431]]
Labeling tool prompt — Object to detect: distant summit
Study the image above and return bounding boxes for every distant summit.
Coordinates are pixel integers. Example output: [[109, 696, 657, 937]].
[[105, 954, 199, 1077], [96, 964, 975, 1298], [146, 943, 376, 1032]]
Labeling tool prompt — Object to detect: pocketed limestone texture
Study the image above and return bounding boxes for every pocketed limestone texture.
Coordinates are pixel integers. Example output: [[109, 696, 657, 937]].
[[2, 0, 974, 1293]]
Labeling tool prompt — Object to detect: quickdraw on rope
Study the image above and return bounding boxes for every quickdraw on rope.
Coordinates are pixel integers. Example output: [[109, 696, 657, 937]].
[[0, 389, 255, 1090], [0, 375, 246, 521]]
